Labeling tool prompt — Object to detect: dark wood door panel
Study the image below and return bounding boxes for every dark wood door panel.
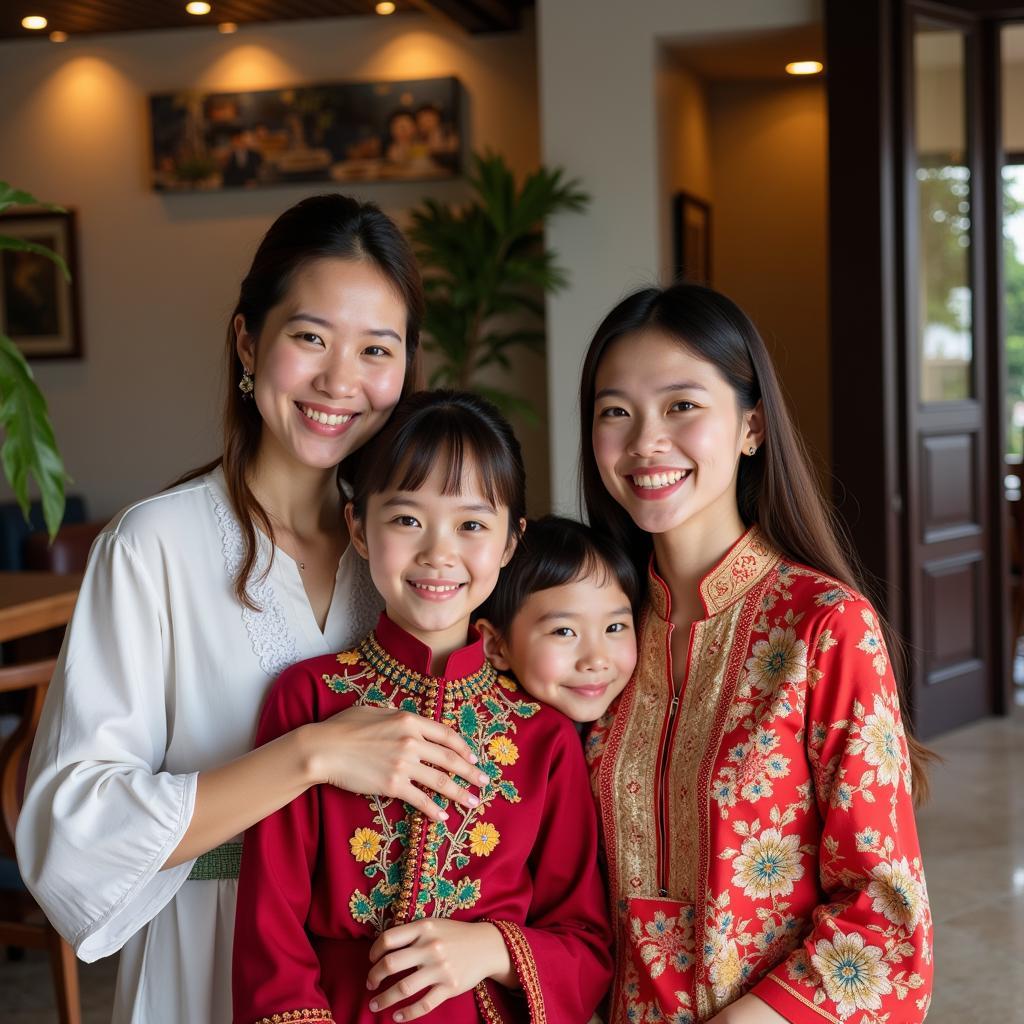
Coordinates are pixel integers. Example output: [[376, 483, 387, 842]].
[[919, 431, 982, 541]]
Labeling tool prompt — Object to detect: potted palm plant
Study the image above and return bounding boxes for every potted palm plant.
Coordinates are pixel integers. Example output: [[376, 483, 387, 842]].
[[407, 151, 589, 419], [0, 182, 68, 538]]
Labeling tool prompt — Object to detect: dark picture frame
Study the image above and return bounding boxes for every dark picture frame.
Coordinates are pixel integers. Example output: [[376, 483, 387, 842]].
[[673, 191, 712, 286], [0, 209, 82, 360], [149, 76, 462, 192]]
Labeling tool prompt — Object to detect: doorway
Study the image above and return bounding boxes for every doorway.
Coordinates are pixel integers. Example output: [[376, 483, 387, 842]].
[[827, 0, 1024, 737]]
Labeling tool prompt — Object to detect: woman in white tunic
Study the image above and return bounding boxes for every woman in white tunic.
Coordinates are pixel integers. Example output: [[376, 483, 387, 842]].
[[15, 195, 484, 1024]]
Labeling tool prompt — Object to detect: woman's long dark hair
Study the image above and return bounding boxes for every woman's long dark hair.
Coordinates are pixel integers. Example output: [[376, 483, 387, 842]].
[[579, 282, 933, 802], [181, 193, 424, 608]]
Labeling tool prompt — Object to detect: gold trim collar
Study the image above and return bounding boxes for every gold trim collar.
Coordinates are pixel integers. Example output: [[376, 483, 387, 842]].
[[648, 526, 781, 620]]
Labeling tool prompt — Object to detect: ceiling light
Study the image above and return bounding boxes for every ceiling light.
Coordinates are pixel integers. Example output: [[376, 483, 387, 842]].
[[218, 22, 238, 33], [785, 60, 823, 76], [376, 1, 396, 14], [49, 30, 68, 42], [21, 15, 48, 30], [185, 2, 212, 15]]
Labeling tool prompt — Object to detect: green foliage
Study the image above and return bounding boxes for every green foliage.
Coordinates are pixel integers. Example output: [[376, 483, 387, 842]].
[[1005, 170, 1024, 456], [0, 182, 69, 538], [407, 151, 589, 419]]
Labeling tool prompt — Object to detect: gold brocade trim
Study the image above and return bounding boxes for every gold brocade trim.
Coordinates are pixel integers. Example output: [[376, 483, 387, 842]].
[[667, 603, 744, 904], [392, 811, 427, 924], [765, 976, 843, 1024], [474, 981, 505, 1023], [693, 589, 764, 1021], [358, 631, 498, 698], [698, 527, 780, 617], [251, 1010, 333, 1023], [490, 920, 546, 1024], [603, 605, 667, 898]]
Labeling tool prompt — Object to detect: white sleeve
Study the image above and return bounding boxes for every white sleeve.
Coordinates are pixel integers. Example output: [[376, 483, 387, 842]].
[[15, 530, 199, 962]]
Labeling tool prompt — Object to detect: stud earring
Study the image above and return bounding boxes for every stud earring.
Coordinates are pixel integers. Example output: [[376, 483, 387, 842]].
[[748, 446, 757, 456], [238, 368, 254, 397]]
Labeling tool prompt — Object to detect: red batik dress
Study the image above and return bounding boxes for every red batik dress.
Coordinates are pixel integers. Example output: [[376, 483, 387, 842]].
[[233, 613, 612, 1024], [587, 528, 933, 1024]]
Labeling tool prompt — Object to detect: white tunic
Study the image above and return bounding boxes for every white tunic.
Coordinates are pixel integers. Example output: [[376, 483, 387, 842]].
[[15, 468, 382, 1023]]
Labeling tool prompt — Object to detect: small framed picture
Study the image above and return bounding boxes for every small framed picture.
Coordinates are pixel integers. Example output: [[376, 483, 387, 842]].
[[673, 191, 712, 286], [0, 209, 82, 360]]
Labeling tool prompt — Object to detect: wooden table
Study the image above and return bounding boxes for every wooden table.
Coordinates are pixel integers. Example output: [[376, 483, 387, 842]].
[[0, 573, 82, 644]]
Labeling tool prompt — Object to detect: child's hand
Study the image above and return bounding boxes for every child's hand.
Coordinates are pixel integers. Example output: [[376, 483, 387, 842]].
[[366, 919, 514, 1021]]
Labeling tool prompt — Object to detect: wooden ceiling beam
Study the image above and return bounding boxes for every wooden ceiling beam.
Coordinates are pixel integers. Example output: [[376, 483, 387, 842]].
[[407, 0, 521, 34]]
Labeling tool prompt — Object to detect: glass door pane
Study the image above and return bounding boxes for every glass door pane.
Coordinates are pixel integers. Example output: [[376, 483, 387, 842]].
[[1003, 25, 1024, 461], [914, 21, 973, 402]]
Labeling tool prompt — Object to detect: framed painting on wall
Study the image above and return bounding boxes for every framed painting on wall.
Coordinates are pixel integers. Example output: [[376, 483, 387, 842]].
[[0, 210, 82, 360], [673, 191, 712, 286], [149, 76, 462, 191]]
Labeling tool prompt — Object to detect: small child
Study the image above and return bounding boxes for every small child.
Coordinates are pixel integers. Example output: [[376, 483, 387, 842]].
[[232, 392, 612, 1024], [476, 515, 640, 725]]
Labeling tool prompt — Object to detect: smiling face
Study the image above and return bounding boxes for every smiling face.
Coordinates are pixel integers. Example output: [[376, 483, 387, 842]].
[[236, 256, 408, 479], [592, 327, 762, 546], [486, 574, 637, 722], [347, 459, 517, 660]]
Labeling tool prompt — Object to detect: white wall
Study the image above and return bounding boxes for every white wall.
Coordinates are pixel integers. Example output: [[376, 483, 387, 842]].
[[0, 12, 545, 519], [537, 0, 822, 513]]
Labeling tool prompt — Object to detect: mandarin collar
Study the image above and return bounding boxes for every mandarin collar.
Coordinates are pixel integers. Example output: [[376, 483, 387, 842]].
[[373, 612, 487, 680], [648, 525, 781, 621]]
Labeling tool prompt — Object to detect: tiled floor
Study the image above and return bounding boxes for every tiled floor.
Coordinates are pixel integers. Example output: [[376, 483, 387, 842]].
[[1, 707, 1021, 1023]]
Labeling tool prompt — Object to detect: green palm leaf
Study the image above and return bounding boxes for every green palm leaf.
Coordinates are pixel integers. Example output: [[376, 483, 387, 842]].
[[0, 180, 70, 537], [409, 151, 588, 413]]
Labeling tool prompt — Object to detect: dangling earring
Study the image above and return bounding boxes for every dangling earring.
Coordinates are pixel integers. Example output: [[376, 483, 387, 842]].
[[238, 368, 254, 398]]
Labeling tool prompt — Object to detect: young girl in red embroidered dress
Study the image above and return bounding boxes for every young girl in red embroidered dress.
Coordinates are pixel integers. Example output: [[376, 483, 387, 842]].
[[232, 390, 612, 1024], [579, 284, 933, 1024]]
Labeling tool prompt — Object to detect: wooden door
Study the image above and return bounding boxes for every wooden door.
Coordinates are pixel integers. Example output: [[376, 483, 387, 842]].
[[827, 0, 1009, 736]]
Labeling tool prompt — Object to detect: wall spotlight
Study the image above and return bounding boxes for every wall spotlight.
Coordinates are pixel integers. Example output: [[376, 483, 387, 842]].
[[186, 2, 212, 15], [376, 2, 397, 14], [21, 15, 48, 30]]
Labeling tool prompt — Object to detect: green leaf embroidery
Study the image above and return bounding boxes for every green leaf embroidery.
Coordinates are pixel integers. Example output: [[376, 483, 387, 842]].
[[458, 703, 480, 737], [497, 780, 521, 803]]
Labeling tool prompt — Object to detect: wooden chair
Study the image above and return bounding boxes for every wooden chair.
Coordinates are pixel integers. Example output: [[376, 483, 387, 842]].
[[0, 656, 81, 1024]]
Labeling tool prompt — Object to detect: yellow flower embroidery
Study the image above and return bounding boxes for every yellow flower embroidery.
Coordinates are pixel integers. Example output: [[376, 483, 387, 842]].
[[336, 650, 361, 665], [496, 673, 517, 691], [488, 736, 519, 766], [349, 827, 382, 863], [468, 821, 500, 857]]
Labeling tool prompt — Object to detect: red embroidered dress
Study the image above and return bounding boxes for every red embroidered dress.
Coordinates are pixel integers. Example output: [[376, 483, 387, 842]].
[[587, 529, 933, 1024], [233, 614, 612, 1024]]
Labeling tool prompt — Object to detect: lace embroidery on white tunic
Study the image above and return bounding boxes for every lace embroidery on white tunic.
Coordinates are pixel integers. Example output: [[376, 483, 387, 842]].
[[210, 488, 300, 678]]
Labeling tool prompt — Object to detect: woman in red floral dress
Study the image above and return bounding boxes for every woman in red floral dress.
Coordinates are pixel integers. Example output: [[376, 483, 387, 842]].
[[579, 283, 933, 1024]]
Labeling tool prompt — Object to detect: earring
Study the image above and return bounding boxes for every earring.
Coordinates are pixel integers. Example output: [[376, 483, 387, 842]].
[[238, 369, 254, 397], [748, 446, 757, 456]]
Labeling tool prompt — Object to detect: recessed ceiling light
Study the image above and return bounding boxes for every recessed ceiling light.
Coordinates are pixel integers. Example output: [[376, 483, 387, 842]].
[[21, 15, 48, 30], [785, 60, 823, 76], [185, 2, 212, 15], [376, 1, 396, 14], [218, 21, 238, 33], [49, 30, 68, 42]]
